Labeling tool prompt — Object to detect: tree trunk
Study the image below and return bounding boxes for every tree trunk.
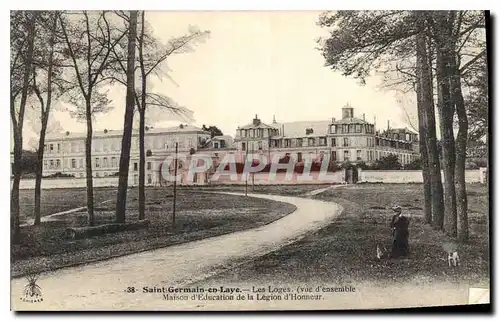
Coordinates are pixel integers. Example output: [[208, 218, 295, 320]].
[[11, 12, 36, 244], [419, 14, 445, 229], [451, 57, 469, 242], [415, 45, 432, 224], [434, 12, 457, 236], [11, 135, 22, 244], [85, 100, 95, 226], [115, 11, 138, 223], [34, 12, 58, 225], [138, 10, 146, 220], [138, 108, 146, 220], [34, 115, 48, 225]]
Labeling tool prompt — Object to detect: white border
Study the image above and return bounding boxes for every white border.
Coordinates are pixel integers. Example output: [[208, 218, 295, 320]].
[[2, 1, 497, 320]]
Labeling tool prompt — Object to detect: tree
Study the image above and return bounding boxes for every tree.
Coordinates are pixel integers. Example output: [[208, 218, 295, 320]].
[[115, 10, 139, 223], [30, 11, 69, 225], [372, 154, 402, 170], [110, 12, 206, 220], [202, 125, 223, 138], [11, 11, 37, 243], [317, 10, 444, 227], [59, 11, 127, 226]]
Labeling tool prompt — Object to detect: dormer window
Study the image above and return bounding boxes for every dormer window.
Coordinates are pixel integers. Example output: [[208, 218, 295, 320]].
[[305, 128, 314, 135]]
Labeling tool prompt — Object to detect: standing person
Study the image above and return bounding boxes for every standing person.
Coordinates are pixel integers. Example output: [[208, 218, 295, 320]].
[[389, 206, 410, 258]]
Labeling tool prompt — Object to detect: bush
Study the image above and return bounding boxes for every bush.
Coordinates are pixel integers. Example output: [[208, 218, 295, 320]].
[[44, 172, 75, 178]]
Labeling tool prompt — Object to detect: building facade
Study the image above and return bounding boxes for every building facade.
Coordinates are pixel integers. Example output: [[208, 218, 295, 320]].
[[38, 105, 420, 185], [233, 105, 420, 166]]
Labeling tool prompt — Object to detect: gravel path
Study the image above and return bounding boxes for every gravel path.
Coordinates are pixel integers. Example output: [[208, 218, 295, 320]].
[[12, 192, 343, 311]]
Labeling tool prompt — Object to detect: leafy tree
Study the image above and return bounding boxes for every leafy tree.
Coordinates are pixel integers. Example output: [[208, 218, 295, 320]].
[[404, 158, 422, 170], [202, 125, 223, 138], [372, 154, 402, 170]]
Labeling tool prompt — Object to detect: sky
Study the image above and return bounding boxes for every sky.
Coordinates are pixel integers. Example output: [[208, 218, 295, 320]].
[[22, 11, 416, 149]]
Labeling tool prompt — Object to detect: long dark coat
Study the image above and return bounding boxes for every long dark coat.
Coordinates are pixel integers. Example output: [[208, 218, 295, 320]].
[[390, 215, 410, 258]]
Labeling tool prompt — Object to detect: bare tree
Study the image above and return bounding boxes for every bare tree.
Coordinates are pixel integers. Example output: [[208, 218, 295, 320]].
[[110, 12, 206, 220], [30, 11, 69, 225], [115, 10, 139, 223], [59, 11, 127, 226], [11, 11, 37, 243]]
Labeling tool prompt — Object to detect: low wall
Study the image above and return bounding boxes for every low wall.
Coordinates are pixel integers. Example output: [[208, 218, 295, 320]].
[[15, 177, 123, 190], [359, 169, 483, 184], [209, 171, 345, 185]]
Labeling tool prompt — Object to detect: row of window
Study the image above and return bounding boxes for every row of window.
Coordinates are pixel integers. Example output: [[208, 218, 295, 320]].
[[44, 136, 200, 155], [330, 124, 375, 134], [239, 128, 279, 139], [244, 136, 413, 150], [44, 158, 153, 170]]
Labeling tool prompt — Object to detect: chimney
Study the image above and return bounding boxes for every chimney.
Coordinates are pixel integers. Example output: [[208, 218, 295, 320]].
[[387, 120, 390, 131], [363, 113, 365, 121], [253, 114, 261, 126], [272, 115, 277, 124]]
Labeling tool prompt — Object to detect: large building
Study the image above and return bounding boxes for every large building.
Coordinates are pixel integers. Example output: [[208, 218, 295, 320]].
[[233, 105, 420, 166], [39, 104, 420, 184]]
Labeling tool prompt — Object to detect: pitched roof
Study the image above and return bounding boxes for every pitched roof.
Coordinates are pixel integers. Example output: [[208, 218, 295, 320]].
[[45, 124, 209, 141], [331, 117, 371, 125]]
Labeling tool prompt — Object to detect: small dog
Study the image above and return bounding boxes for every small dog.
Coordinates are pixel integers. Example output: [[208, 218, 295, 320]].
[[448, 251, 460, 267], [442, 242, 460, 267], [376, 244, 389, 259]]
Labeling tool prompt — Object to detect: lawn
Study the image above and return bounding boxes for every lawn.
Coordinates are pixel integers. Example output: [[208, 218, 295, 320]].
[[12, 187, 296, 277], [201, 183, 489, 288]]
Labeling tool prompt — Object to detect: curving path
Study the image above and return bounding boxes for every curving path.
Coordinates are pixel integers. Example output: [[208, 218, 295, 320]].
[[12, 192, 343, 311]]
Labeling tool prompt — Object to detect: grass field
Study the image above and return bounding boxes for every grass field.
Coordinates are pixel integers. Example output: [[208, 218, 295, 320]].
[[202, 183, 489, 287], [12, 188, 296, 277]]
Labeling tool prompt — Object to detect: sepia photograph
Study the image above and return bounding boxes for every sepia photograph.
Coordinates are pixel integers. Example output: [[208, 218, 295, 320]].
[[9, 8, 490, 311]]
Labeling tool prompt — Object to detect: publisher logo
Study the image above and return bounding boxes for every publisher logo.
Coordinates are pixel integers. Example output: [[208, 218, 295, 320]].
[[20, 273, 43, 303]]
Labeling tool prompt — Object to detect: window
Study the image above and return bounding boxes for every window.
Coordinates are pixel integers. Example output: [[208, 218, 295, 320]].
[[308, 138, 315, 146], [331, 138, 336, 147], [80, 173, 84, 178], [103, 157, 108, 168], [298, 152, 303, 162], [95, 158, 100, 168], [343, 150, 350, 161], [357, 150, 362, 161], [147, 162, 152, 170], [49, 144, 54, 153], [297, 138, 303, 147], [49, 160, 54, 169], [355, 124, 362, 133], [319, 137, 326, 146], [147, 174, 152, 184], [214, 142, 219, 149], [342, 125, 349, 133], [56, 159, 61, 168], [242, 142, 246, 151], [343, 138, 349, 147], [331, 151, 337, 161], [96, 172, 100, 178], [57, 143, 61, 153], [111, 157, 117, 167], [258, 141, 262, 150], [330, 125, 337, 134], [71, 159, 76, 168], [134, 162, 138, 171], [43, 160, 48, 168]]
